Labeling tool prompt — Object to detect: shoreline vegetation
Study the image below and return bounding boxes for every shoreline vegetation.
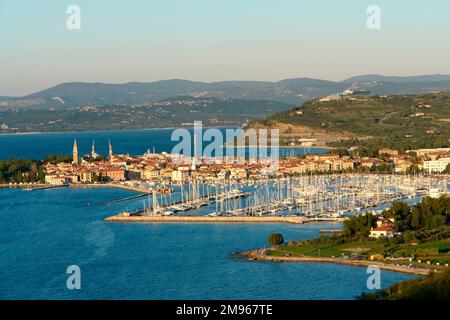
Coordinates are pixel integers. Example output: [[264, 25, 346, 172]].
[[360, 267, 450, 299], [241, 251, 432, 275], [0, 97, 293, 134], [240, 196, 450, 282], [0, 126, 233, 136]]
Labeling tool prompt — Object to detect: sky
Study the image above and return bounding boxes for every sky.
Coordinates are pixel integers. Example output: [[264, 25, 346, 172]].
[[0, 0, 450, 96]]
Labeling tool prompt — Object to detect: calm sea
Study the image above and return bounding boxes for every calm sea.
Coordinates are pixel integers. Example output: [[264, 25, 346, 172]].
[[0, 187, 413, 300], [0, 130, 413, 299], [0, 128, 328, 160]]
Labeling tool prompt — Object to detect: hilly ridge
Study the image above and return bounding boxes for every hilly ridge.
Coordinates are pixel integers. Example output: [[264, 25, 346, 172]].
[[0, 96, 292, 133], [2, 74, 450, 110]]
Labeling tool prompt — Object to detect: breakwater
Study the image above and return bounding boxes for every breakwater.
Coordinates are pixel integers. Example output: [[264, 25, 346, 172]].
[[69, 183, 152, 194], [105, 215, 307, 224]]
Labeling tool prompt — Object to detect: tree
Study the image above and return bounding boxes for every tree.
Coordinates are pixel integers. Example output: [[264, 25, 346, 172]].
[[268, 233, 284, 246], [387, 202, 412, 232], [91, 173, 101, 183], [43, 155, 72, 164], [341, 213, 372, 238], [430, 215, 446, 229], [411, 209, 420, 229], [443, 163, 450, 174]]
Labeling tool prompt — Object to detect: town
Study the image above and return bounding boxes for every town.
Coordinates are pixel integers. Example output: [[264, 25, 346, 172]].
[[42, 140, 450, 186]]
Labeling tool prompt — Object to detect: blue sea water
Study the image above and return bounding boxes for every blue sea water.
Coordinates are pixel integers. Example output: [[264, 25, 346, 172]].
[[0, 187, 413, 300], [0, 129, 328, 160], [0, 129, 413, 299]]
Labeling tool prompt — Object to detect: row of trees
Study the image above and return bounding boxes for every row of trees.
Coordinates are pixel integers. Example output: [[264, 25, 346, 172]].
[[268, 196, 450, 247], [329, 135, 450, 157], [385, 196, 450, 232], [338, 196, 450, 243], [0, 159, 45, 183], [0, 155, 77, 184], [43, 155, 72, 163]]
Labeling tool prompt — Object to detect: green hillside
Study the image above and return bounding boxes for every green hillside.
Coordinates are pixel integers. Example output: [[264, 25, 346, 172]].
[[250, 92, 450, 152], [0, 97, 292, 133]]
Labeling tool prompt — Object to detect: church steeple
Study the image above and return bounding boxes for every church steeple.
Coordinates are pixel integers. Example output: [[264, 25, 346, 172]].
[[191, 131, 197, 171], [72, 139, 79, 165], [91, 139, 99, 159], [108, 139, 113, 158]]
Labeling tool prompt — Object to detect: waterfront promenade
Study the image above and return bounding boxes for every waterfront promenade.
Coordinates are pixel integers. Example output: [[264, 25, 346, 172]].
[[69, 183, 152, 194], [242, 251, 435, 276], [0, 182, 152, 194]]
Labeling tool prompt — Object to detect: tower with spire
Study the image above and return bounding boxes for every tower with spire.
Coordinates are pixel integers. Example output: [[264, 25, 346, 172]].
[[91, 140, 99, 159], [191, 131, 197, 171], [72, 139, 79, 165], [108, 139, 113, 158]]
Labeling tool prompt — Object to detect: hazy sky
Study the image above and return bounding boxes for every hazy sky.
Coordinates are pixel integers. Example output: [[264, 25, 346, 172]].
[[1, 0, 450, 96]]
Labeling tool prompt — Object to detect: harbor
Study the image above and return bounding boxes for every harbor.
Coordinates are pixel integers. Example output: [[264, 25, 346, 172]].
[[105, 173, 449, 222]]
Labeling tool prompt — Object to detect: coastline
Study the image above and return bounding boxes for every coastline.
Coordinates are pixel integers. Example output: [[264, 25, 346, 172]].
[[0, 182, 153, 193], [0, 128, 333, 150], [223, 144, 335, 150], [0, 125, 236, 136], [242, 251, 435, 276]]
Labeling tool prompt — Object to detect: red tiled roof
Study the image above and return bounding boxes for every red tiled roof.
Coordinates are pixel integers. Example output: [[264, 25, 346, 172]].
[[372, 226, 396, 232]]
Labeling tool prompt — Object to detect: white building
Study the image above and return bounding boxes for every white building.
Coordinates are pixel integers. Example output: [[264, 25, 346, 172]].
[[369, 226, 396, 238], [369, 217, 398, 238], [172, 170, 190, 183], [423, 158, 450, 173], [45, 174, 69, 185], [411, 148, 450, 157]]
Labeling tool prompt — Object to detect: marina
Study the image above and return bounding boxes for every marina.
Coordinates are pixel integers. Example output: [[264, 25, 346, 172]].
[[108, 173, 449, 222]]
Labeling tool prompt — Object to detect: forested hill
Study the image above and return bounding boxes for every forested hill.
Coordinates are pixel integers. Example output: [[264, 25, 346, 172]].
[[249, 91, 450, 152], [0, 97, 292, 133]]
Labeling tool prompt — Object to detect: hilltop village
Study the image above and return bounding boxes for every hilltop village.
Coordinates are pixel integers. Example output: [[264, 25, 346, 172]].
[[42, 140, 450, 186]]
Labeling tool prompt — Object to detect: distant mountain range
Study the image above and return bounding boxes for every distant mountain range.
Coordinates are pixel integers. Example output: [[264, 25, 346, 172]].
[[2, 74, 450, 109]]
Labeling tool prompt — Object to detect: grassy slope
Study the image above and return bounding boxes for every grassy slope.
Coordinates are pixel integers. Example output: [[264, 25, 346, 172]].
[[251, 92, 450, 149], [267, 232, 450, 265]]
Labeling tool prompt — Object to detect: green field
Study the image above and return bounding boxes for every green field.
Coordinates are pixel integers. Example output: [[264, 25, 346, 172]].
[[267, 241, 385, 258], [267, 238, 450, 266]]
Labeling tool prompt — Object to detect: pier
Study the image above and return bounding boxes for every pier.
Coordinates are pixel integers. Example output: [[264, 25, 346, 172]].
[[0, 183, 61, 190], [105, 215, 307, 224], [69, 183, 153, 194], [102, 193, 151, 205], [319, 229, 342, 234]]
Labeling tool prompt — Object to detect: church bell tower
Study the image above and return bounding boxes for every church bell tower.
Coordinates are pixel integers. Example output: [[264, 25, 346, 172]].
[[72, 139, 80, 165]]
